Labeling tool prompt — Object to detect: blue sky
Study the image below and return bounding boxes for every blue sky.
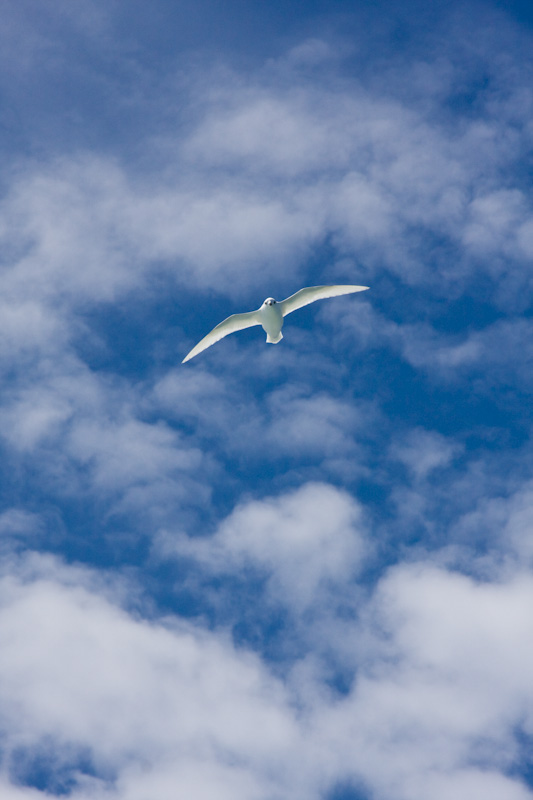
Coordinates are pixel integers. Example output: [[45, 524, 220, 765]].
[[1, 1, 533, 798]]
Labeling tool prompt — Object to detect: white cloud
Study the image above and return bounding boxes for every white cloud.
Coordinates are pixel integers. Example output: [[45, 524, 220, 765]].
[[1, 23, 531, 315], [67, 417, 201, 492], [384, 429, 465, 532], [5, 550, 533, 799], [314, 562, 533, 800], [168, 482, 367, 613], [333, 298, 533, 392], [390, 428, 462, 482], [0, 778, 47, 800], [0, 350, 211, 527], [265, 385, 367, 462], [454, 478, 533, 571], [1, 159, 147, 305], [503, 483, 533, 564], [462, 189, 529, 258], [4, 542, 533, 799], [152, 367, 373, 481], [0, 2, 108, 84], [0, 510, 45, 556], [0, 553, 302, 799], [399, 317, 533, 388]]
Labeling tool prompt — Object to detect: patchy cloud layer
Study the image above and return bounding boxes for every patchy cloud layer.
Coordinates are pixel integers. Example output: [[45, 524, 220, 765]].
[[0, 2, 532, 799], [3, 540, 533, 799]]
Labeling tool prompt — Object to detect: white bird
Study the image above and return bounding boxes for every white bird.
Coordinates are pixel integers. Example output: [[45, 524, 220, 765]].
[[182, 284, 369, 363]]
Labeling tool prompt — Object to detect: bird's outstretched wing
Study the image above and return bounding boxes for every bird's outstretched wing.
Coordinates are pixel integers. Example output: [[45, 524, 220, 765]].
[[280, 284, 369, 317], [182, 311, 261, 363]]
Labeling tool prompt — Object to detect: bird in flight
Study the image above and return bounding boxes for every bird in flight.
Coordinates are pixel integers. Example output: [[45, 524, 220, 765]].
[[182, 284, 369, 363]]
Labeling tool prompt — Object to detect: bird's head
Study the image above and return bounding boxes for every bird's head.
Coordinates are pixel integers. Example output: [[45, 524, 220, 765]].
[[263, 298, 277, 306]]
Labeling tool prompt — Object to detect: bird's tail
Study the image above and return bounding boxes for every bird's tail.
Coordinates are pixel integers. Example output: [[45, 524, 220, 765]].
[[266, 332, 283, 344]]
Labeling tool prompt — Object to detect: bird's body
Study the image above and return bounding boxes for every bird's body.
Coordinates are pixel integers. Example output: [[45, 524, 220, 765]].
[[182, 284, 369, 363], [259, 298, 284, 343]]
